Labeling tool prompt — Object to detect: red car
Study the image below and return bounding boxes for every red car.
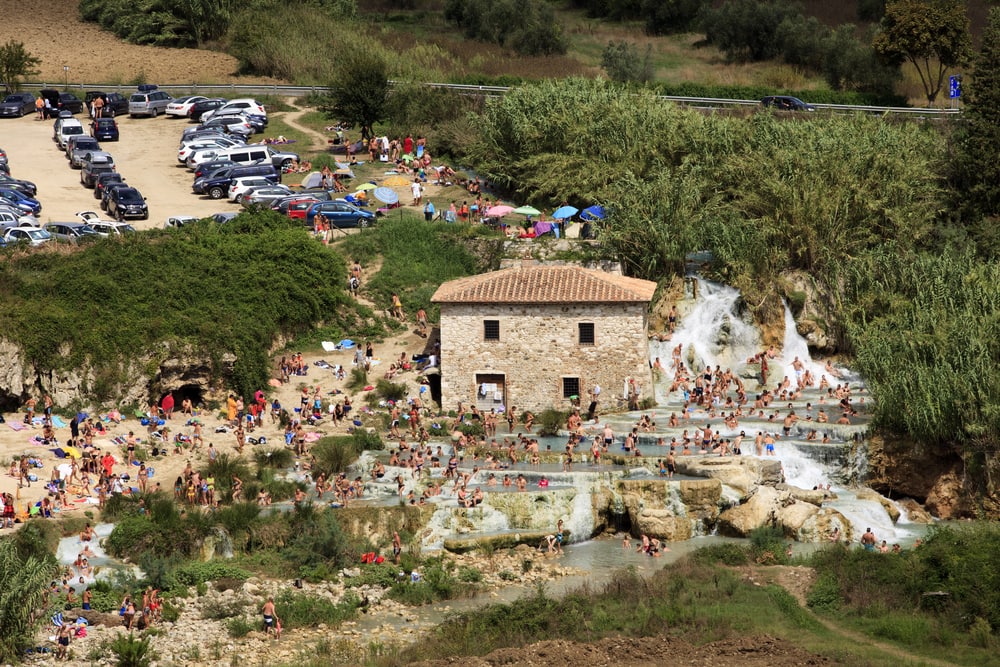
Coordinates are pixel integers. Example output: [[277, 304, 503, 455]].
[[285, 197, 320, 220]]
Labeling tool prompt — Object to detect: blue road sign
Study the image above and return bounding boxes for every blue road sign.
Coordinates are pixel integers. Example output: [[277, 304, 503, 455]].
[[950, 75, 961, 99]]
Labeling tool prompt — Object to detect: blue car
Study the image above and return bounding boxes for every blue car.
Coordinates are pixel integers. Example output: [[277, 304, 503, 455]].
[[304, 200, 375, 229], [90, 118, 119, 142], [0, 188, 40, 215]]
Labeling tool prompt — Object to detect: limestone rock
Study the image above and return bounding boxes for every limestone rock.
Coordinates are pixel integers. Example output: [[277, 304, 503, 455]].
[[854, 488, 900, 523], [717, 486, 781, 537], [896, 498, 934, 524], [675, 457, 782, 497], [776, 483, 830, 507], [924, 470, 969, 520]]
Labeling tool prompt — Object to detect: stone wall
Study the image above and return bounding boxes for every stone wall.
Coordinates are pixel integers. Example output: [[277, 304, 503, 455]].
[[437, 302, 652, 413]]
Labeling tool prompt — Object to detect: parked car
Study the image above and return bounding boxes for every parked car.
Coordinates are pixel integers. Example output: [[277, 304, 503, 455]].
[[0, 209, 37, 228], [165, 215, 199, 228], [187, 98, 227, 120], [180, 125, 228, 144], [40, 89, 84, 117], [86, 219, 136, 236], [0, 188, 41, 215], [242, 185, 293, 207], [128, 90, 172, 117], [101, 182, 133, 212], [54, 118, 85, 149], [0, 173, 37, 197], [84, 91, 129, 117], [229, 177, 277, 202], [178, 137, 244, 164], [44, 221, 101, 244], [192, 159, 236, 181], [304, 200, 375, 228], [3, 226, 51, 246], [211, 212, 239, 224], [80, 159, 116, 188], [275, 196, 319, 217], [193, 164, 279, 199], [67, 136, 102, 167], [197, 115, 254, 138], [107, 187, 149, 220], [0, 92, 37, 117], [202, 98, 267, 123], [165, 95, 208, 118], [80, 151, 115, 173], [760, 95, 815, 112], [93, 172, 125, 200], [90, 118, 120, 141]]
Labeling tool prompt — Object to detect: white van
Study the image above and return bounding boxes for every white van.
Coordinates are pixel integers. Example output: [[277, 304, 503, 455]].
[[214, 144, 271, 167]]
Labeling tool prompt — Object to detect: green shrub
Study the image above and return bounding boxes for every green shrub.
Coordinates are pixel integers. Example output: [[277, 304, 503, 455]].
[[748, 526, 790, 565], [458, 566, 483, 583], [444, 0, 567, 56], [375, 379, 408, 403], [226, 616, 255, 638], [535, 409, 569, 437], [345, 563, 399, 588], [691, 543, 750, 566], [174, 562, 251, 587], [253, 448, 294, 469], [274, 590, 359, 629], [806, 571, 842, 611], [109, 632, 156, 667], [201, 598, 249, 620]]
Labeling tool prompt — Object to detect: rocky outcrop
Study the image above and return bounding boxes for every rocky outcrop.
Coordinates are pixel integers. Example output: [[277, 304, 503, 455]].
[[0, 336, 236, 411], [717, 485, 780, 536], [780, 270, 840, 353], [616, 479, 722, 541], [896, 498, 934, 524], [776, 483, 834, 507], [854, 488, 900, 523], [866, 434, 988, 520], [674, 456, 783, 497]]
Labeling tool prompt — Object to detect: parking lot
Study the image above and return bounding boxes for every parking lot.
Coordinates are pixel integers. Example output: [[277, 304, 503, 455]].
[[2, 111, 250, 230]]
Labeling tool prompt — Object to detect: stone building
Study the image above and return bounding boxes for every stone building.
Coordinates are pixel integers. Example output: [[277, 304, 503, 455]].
[[430, 263, 657, 414]]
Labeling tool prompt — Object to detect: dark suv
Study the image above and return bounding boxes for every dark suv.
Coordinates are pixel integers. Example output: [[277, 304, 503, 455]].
[[40, 89, 84, 117], [107, 187, 148, 220], [193, 164, 279, 199], [84, 92, 129, 117], [81, 160, 116, 188], [94, 172, 125, 200]]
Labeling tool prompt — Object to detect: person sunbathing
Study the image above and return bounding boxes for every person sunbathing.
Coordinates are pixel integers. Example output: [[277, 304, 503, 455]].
[[297, 160, 312, 173]]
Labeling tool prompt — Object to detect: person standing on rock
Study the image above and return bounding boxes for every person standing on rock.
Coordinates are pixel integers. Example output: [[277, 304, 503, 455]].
[[392, 531, 402, 564], [262, 597, 278, 638]]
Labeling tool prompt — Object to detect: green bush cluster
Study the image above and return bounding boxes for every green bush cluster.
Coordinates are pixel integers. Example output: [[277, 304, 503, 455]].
[[274, 590, 359, 629], [173, 562, 251, 587], [0, 211, 362, 401], [443, 0, 567, 56], [79, 0, 230, 46]]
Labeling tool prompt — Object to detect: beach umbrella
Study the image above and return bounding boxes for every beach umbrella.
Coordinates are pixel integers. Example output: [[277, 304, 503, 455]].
[[552, 205, 578, 220], [486, 205, 515, 217], [513, 205, 541, 216], [383, 175, 410, 187], [76, 411, 89, 423], [354, 182, 377, 192], [374, 187, 399, 205], [581, 205, 605, 221], [63, 446, 82, 459]]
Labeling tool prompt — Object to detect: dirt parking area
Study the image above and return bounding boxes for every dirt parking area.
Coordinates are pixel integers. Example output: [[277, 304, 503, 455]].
[[2, 113, 250, 229]]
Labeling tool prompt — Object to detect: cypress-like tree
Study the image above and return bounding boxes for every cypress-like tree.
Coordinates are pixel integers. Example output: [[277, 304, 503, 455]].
[[950, 7, 1000, 250]]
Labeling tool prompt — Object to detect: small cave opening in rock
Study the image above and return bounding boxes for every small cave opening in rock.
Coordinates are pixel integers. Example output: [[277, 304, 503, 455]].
[[160, 385, 206, 410], [0, 391, 24, 414]]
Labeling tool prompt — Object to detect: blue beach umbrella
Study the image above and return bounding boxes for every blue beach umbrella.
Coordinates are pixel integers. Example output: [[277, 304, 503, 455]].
[[373, 187, 399, 205], [581, 205, 605, 221], [552, 205, 578, 220]]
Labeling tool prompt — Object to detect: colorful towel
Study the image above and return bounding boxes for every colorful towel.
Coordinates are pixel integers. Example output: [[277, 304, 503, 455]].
[[51, 416, 68, 428], [304, 432, 322, 443], [7, 421, 26, 431]]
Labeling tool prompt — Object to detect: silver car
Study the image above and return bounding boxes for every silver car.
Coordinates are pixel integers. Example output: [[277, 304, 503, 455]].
[[128, 90, 172, 118]]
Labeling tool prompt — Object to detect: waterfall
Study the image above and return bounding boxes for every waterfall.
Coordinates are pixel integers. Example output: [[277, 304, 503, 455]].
[[211, 526, 234, 559], [777, 301, 828, 384], [650, 280, 761, 379]]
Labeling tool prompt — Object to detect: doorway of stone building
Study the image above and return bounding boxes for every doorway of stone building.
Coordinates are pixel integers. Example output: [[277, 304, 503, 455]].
[[474, 373, 506, 413]]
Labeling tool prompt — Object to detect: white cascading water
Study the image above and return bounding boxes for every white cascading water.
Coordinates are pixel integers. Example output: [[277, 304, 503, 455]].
[[776, 301, 829, 386], [649, 280, 761, 378]]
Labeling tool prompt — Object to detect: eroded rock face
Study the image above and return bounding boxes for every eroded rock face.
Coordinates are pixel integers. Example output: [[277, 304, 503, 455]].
[[717, 486, 781, 537], [674, 457, 783, 497], [776, 483, 834, 507], [896, 498, 934, 524], [780, 270, 840, 354], [617, 478, 723, 542], [0, 337, 236, 410]]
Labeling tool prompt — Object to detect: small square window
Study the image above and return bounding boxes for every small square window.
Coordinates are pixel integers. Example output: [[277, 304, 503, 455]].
[[578, 322, 595, 345], [484, 319, 500, 341], [562, 377, 580, 399]]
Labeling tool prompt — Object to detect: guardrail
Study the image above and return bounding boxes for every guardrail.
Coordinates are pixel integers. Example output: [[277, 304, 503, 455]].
[[21, 81, 963, 117]]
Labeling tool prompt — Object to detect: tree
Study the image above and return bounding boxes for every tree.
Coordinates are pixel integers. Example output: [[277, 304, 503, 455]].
[[0, 536, 57, 662], [872, 0, 972, 105], [948, 7, 1000, 241], [322, 48, 390, 131], [601, 41, 653, 84], [0, 40, 40, 94]]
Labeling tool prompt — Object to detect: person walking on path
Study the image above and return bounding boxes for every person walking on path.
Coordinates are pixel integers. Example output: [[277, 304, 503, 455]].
[[262, 597, 279, 638]]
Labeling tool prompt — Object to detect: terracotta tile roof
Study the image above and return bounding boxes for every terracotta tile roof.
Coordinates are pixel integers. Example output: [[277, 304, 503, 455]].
[[432, 265, 657, 304]]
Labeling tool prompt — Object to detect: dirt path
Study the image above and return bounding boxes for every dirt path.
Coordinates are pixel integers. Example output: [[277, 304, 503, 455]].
[[744, 566, 959, 667], [280, 104, 330, 152]]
